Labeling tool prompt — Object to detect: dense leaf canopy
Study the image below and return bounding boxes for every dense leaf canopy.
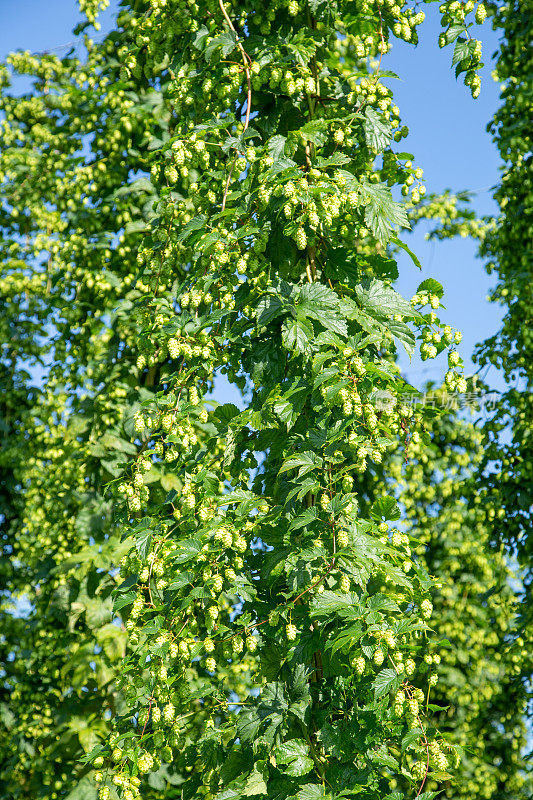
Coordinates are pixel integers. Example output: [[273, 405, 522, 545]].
[[0, 2, 530, 800]]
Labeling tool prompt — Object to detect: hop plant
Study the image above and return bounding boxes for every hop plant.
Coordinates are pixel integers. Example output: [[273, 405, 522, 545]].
[[286, 623, 297, 641]]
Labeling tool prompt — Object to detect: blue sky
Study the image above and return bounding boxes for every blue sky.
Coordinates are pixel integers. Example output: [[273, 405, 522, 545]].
[[1, 1, 506, 397]]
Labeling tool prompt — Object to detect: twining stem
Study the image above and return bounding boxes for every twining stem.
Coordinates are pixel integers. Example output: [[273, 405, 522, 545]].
[[219, 0, 252, 211]]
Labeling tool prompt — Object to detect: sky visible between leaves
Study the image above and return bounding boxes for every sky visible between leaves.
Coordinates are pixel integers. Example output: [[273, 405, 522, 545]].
[[1, 0, 508, 407]]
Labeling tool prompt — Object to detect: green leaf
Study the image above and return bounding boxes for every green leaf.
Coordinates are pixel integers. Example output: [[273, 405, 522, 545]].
[[386, 318, 417, 356], [272, 398, 302, 429], [243, 762, 268, 796], [298, 283, 347, 336], [275, 739, 313, 777], [286, 476, 320, 503], [316, 152, 351, 167], [213, 403, 241, 427], [446, 24, 468, 44], [417, 278, 444, 298], [324, 248, 359, 286], [372, 668, 402, 698], [124, 219, 148, 234], [205, 31, 237, 61], [299, 282, 338, 310], [401, 728, 424, 752], [370, 496, 401, 521], [355, 279, 414, 319], [296, 786, 327, 800], [237, 711, 262, 743], [279, 451, 322, 477], [367, 593, 400, 613], [161, 473, 180, 492], [327, 622, 364, 656], [136, 530, 152, 562], [310, 590, 360, 619], [223, 429, 237, 468], [177, 214, 207, 242], [282, 318, 313, 354], [289, 507, 319, 530], [65, 776, 98, 800], [266, 156, 298, 176], [216, 789, 242, 800], [364, 107, 392, 152], [268, 135, 287, 160], [257, 295, 285, 326], [172, 538, 202, 563], [84, 597, 112, 629], [360, 181, 410, 244], [370, 746, 399, 770], [298, 119, 328, 147], [192, 25, 209, 50], [452, 38, 470, 67], [96, 623, 128, 661], [391, 235, 421, 270]]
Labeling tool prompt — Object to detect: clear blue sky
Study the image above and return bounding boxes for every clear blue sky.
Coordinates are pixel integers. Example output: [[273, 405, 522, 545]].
[[0, 1, 506, 397]]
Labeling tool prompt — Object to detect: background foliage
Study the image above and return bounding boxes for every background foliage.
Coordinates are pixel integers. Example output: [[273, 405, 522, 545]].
[[0, 2, 530, 799]]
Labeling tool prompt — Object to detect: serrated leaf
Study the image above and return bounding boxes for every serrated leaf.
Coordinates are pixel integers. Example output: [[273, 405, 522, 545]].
[[452, 38, 470, 67], [279, 451, 322, 477], [370, 496, 400, 522], [360, 182, 410, 244], [135, 530, 152, 562], [401, 728, 424, 752], [367, 593, 400, 613], [364, 107, 392, 152], [267, 156, 298, 175], [370, 747, 399, 770], [275, 739, 313, 777], [290, 476, 320, 503], [205, 31, 237, 61], [172, 538, 202, 563], [176, 214, 207, 243], [192, 26, 209, 50], [223, 429, 237, 468], [316, 152, 352, 167], [282, 318, 313, 354], [268, 135, 287, 160], [65, 776, 98, 800], [257, 294, 285, 326], [237, 711, 262, 743], [386, 318, 417, 356], [299, 282, 338, 310], [327, 622, 364, 656], [310, 590, 360, 619], [416, 278, 444, 298], [372, 668, 402, 698], [272, 381, 309, 429], [446, 24, 467, 44], [298, 283, 347, 336], [289, 507, 319, 530], [298, 119, 328, 147], [355, 279, 414, 319], [95, 623, 128, 661], [243, 762, 268, 796], [213, 403, 241, 427], [296, 785, 327, 800]]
